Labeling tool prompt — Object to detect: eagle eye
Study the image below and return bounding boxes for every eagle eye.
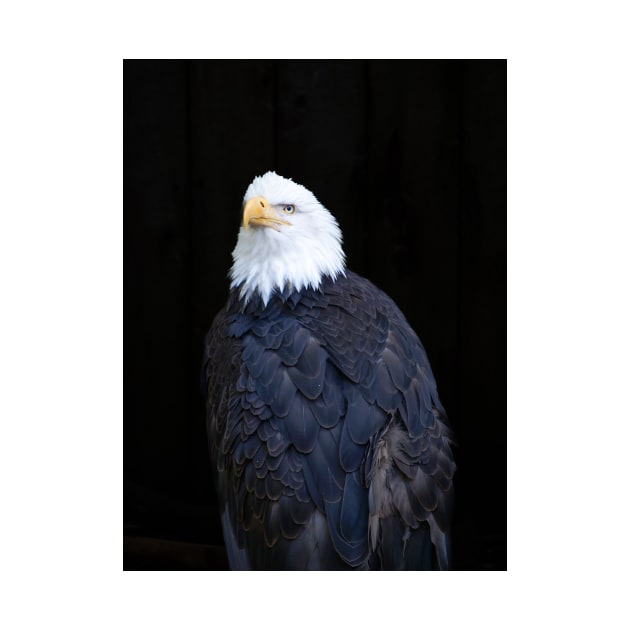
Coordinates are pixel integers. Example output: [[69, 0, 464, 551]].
[[282, 205, 295, 215]]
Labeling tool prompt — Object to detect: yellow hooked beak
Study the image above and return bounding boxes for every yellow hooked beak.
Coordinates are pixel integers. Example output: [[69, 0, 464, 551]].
[[242, 196, 291, 232]]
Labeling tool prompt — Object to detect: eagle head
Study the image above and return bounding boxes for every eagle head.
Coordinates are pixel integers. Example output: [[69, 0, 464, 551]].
[[229, 172, 346, 305]]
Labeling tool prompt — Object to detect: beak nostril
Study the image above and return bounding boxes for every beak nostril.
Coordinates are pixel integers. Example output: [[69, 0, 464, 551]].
[[260, 200, 265, 208]]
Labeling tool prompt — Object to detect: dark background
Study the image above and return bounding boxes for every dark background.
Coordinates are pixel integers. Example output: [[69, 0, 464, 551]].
[[124, 60, 506, 570]]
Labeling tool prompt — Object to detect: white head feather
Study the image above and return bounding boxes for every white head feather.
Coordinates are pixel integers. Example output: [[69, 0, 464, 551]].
[[229, 172, 346, 305]]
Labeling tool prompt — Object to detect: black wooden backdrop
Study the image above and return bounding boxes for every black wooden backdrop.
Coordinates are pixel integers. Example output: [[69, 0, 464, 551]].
[[124, 60, 506, 570]]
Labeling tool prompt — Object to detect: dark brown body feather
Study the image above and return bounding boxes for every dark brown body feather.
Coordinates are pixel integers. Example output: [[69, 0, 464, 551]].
[[202, 271, 455, 570]]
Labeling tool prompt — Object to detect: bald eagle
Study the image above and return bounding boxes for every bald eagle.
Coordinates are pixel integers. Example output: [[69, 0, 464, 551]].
[[202, 172, 455, 570]]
